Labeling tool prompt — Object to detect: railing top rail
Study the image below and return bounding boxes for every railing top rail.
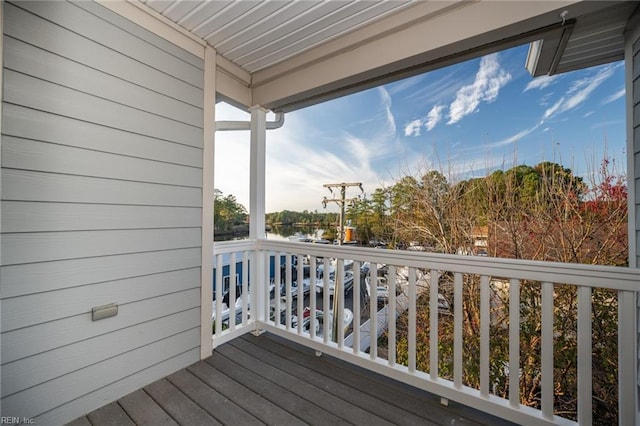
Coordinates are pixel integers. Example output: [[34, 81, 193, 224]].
[[257, 239, 640, 291], [213, 239, 256, 254]]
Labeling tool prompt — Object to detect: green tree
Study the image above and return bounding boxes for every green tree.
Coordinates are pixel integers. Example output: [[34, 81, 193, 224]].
[[213, 190, 248, 234]]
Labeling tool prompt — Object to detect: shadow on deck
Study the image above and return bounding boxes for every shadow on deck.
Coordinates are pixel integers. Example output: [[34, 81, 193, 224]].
[[69, 333, 515, 425]]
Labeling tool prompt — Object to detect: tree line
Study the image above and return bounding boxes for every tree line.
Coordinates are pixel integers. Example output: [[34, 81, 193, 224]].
[[347, 160, 627, 265], [213, 191, 338, 237]]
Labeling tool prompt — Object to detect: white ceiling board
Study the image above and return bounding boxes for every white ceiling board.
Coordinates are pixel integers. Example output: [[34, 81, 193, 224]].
[[140, 0, 418, 73], [203, 1, 291, 46], [214, 2, 319, 54], [178, 1, 233, 31], [162, 1, 202, 22], [144, 0, 174, 14], [193, 1, 262, 38], [238, 1, 408, 71]]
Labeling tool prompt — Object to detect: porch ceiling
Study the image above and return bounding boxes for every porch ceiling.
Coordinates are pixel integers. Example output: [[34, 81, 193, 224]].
[[135, 1, 635, 112], [140, 0, 420, 73]]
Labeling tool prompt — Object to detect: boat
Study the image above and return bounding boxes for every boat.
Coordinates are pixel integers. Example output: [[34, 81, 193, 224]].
[[273, 263, 313, 298], [291, 307, 354, 339], [364, 274, 391, 302], [314, 263, 354, 295], [212, 287, 249, 324]]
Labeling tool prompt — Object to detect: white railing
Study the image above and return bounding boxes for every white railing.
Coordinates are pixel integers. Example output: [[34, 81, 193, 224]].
[[212, 240, 256, 347], [212, 239, 639, 425]]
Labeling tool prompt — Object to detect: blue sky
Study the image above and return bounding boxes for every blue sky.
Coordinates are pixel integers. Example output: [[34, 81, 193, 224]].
[[215, 44, 626, 213]]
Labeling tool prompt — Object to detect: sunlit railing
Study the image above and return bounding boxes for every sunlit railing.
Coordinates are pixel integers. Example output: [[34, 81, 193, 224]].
[[212, 239, 639, 425]]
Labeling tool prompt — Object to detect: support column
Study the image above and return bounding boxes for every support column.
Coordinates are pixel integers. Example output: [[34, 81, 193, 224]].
[[200, 46, 215, 358], [249, 106, 267, 324], [249, 106, 267, 240]]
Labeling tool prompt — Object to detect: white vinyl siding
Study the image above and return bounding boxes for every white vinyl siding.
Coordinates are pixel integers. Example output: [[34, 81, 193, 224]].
[[0, 1, 204, 424], [634, 34, 640, 268], [631, 15, 640, 412]]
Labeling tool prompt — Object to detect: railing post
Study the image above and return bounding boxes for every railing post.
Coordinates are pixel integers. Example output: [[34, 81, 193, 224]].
[[618, 290, 637, 425], [479, 275, 490, 397], [541, 282, 554, 420], [248, 240, 266, 332], [577, 286, 592, 425], [429, 270, 439, 380], [508, 278, 520, 408]]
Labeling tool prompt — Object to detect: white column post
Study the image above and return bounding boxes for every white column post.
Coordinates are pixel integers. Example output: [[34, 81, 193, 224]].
[[250, 106, 267, 325], [200, 46, 215, 358], [249, 106, 267, 240]]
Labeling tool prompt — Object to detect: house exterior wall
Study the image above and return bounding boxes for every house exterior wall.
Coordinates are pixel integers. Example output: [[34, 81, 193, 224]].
[[0, 1, 204, 424], [625, 6, 640, 418], [632, 22, 640, 269]]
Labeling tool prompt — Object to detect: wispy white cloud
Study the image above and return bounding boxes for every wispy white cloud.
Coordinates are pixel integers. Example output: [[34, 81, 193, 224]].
[[404, 119, 422, 137], [488, 124, 540, 148], [523, 75, 559, 92], [426, 105, 445, 131], [403, 104, 445, 136], [228, 87, 397, 212], [378, 86, 396, 134], [543, 64, 616, 120], [405, 69, 464, 105], [386, 74, 426, 96], [538, 92, 554, 107], [447, 53, 511, 125], [602, 88, 625, 105], [264, 122, 385, 212]]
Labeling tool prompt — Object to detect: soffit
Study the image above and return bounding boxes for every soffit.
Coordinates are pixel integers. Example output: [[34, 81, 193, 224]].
[[527, 1, 640, 77], [139, 0, 419, 73]]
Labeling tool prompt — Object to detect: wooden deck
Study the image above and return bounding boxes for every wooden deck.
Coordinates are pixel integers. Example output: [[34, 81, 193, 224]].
[[69, 333, 515, 425]]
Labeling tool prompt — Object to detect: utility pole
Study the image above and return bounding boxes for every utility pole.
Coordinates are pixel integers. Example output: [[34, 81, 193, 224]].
[[322, 182, 363, 342], [322, 182, 363, 245]]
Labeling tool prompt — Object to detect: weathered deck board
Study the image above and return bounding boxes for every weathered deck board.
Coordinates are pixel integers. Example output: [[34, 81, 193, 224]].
[[117, 389, 177, 426], [143, 379, 220, 425], [186, 360, 302, 425], [72, 333, 516, 426], [263, 333, 515, 426], [215, 342, 394, 426], [228, 336, 432, 425], [86, 401, 134, 426], [165, 369, 262, 425], [232, 339, 437, 425], [206, 345, 347, 426]]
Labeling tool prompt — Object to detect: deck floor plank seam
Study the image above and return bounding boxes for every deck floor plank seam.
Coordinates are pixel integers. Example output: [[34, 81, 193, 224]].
[[143, 378, 221, 425], [219, 337, 393, 426], [186, 359, 304, 425], [86, 401, 135, 426], [206, 347, 349, 425], [232, 334, 432, 426], [258, 333, 517, 426], [117, 388, 178, 425], [165, 368, 264, 425], [257, 333, 446, 418]]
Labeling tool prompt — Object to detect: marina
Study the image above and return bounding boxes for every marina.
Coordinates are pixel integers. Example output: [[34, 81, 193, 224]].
[[213, 240, 450, 355]]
